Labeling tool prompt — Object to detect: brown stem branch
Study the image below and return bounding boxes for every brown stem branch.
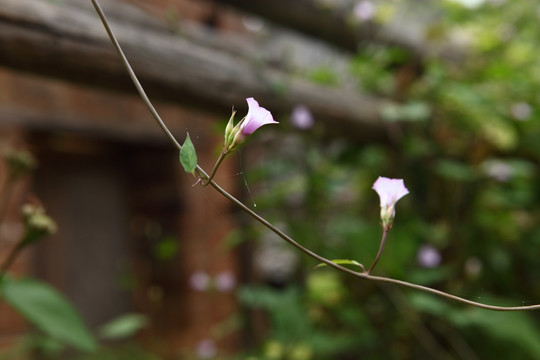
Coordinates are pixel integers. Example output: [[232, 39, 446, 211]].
[[0, 243, 23, 283], [202, 150, 227, 186], [367, 225, 388, 274]]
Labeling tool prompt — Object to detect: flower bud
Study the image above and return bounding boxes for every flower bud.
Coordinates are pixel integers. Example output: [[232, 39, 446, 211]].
[[224, 97, 278, 154], [21, 204, 57, 246], [223, 109, 237, 146], [3, 149, 37, 180]]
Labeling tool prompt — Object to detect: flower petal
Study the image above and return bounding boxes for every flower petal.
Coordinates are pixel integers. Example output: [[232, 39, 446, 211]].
[[241, 97, 278, 136], [372, 177, 409, 208]]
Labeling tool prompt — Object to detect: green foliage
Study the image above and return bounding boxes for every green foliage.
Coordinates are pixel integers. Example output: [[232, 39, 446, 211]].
[[0, 277, 97, 352], [73, 343, 163, 360], [152, 236, 179, 261], [242, 1, 540, 358], [239, 284, 368, 359], [2, 148, 37, 180], [380, 101, 431, 123], [179, 132, 197, 174], [98, 314, 149, 341], [410, 293, 540, 358], [306, 67, 339, 86]]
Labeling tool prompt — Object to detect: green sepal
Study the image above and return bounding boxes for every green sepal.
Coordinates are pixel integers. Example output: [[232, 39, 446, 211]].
[[224, 110, 236, 146]]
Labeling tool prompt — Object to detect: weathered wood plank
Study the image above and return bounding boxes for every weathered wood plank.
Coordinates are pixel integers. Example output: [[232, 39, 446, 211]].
[[214, 0, 465, 62], [0, 0, 392, 140]]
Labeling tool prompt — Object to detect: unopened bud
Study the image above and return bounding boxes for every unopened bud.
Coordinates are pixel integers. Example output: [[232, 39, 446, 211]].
[[224, 109, 237, 145], [21, 204, 57, 246], [3, 149, 37, 180]]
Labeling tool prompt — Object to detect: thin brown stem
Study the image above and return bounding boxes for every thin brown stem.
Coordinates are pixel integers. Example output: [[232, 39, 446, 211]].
[[0, 181, 15, 234], [0, 243, 23, 283], [206, 179, 540, 311], [202, 150, 227, 186], [91, 0, 540, 312], [366, 225, 388, 274], [90, 0, 181, 151]]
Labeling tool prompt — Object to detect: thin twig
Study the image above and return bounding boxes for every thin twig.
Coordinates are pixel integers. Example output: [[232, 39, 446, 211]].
[[0, 181, 15, 240], [0, 243, 23, 283], [366, 225, 388, 274], [90, 0, 181, 152], [90, 0, 540, 312], [202, 150, 227, 186]]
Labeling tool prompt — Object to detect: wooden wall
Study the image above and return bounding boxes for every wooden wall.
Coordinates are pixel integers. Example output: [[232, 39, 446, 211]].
[[0, 64, 242, 356]]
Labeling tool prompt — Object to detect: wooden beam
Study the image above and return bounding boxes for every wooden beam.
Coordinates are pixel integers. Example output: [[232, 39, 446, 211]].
[[213, 0, 465, 62], [0, 0, 393, 141]]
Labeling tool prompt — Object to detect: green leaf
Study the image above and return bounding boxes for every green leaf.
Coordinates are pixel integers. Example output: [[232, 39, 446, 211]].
[[98, 313, 149, 340], [315, 259, 365, 270], [0, 277, 96, 352], [409, 293, 540, 358], [179, 133, 197, 174], [434, 159, 476, 181], [380, 102, 431, 122], [153, 236, 178, 261]]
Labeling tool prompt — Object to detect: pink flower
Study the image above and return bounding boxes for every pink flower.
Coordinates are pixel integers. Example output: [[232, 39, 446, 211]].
[[353, 1, 375, 22], [241, 97, 278, 136], [291, 104, 314, 130], [189, 271, 210, 291], [510, 102, 531, 121], [215, 271, 236, 292], [372, 177, 409, 228], [417, 245, 441, 268], [224, 98, 278, 153], [482, 159, 513, 182], [196, 339, 217, 358]]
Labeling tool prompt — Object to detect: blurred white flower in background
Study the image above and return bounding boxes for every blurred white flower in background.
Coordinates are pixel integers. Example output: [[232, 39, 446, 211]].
[[417, 245, 442, 268], [482, 159, 514, 182], [353, 1, 375, 22], [510, 102, 532, 121], [242, 16, 264, 32], [465, 257, 483, 278], [196, 339, 217, 359], [215, 271, 236, 292], [290, 104, 315, 130], [189, 271, 211, 292]]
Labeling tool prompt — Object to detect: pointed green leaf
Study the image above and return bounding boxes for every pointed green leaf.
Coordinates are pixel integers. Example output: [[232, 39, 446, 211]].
[[315, 259, 365, 271], [98, 313, 149, 340], [0, 277, 97, 352], [179, 133, 197, 174]]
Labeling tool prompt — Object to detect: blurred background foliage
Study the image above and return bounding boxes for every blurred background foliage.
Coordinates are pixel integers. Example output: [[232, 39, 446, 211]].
[[235, 0, 540, 359], [2, 0, 540, 359]]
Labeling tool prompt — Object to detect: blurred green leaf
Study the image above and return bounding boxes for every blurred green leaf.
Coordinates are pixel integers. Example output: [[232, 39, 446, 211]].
[[307, 67, 339, 86], [153, 236, 178, 261], [0, 277, 96, 352], [410, 293, 540, 358], [408, 266, 454, 286], [380, 102, 431, 122], [98, 314, 149, 341], [435, 159, 476, 181], [306, 271, 346, 306]]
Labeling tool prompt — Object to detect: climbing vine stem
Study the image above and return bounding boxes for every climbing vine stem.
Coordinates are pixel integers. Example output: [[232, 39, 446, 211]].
[[91, 0, 540, 312]]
